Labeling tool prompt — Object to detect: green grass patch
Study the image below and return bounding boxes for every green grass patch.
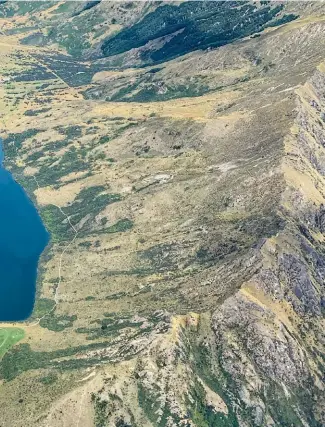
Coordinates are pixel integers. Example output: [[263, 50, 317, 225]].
[[0, 328, 25, 358]]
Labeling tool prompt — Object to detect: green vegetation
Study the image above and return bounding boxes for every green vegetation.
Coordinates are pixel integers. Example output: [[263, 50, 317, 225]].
[[188, 379, 232, 427], [0, 328, 25, 358], [196, 239, 240, 264], [75, 315, 143, 340], [99, 218, 133, 235], [268, 13, 298, 27], [91, 122, 138, 144], [137, 378, 180, 426], [138, 243, 178, 272], [0, 340, 113, 381], [24, 123, 136, 188], [44, 54, 100, 85], [187, 329, 239, 427], [94, 400, 108, 426], [40, 186, 122, 242], [51, 1, 76, 15], [2, 129, 43, 158], [8, 2, 108, 58], [46, 12, 101, 57], [0, 317, 154, 381], [41, 205, 75, 243], [266, 381, 320, 427], [23, 107, 51, 116], [101, 2, 296, 64], [236, 212, 285, 239], [105, 291, 127, 300], [79, 241, 92, 248], [40, 313, 77, 332], [98, 135, 111, 144], [26, 138, 74, 165], [6, 63, 55, 82], [55, 125, 83, 139], [38, 371, 58, 385], [91, 391, 136, 427], [88, 74, 214, 103], [1, 128, 91, 194], [137, 382, 162, 425], [0, 1, 51, 17], [126, 81, 212, 102], [102, 266, 153, 278], [35, 146, 88, 187], [32, 298, 55, 319]]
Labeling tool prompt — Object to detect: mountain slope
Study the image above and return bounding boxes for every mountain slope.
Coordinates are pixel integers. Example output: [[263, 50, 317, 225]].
[[0, 2, 324, 427]]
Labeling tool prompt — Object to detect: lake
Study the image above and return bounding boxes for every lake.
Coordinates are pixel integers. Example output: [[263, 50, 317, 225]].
[[0, 137, 49, 321]]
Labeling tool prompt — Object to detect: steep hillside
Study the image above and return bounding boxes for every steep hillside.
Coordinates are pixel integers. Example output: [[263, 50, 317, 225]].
[[0, 1, 324, 427]]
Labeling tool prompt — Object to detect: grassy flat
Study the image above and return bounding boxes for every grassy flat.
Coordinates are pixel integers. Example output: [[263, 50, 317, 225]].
[[0, 327, 24, 358]]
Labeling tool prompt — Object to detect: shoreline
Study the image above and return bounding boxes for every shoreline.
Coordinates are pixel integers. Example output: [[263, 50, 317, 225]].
[[0, 137, 50, 323]]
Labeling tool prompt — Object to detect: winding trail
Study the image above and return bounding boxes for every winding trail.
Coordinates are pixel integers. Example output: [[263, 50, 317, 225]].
[[33, 175, 79, 300], [54, 213, 78, 305], [29, 175, 79, 325]]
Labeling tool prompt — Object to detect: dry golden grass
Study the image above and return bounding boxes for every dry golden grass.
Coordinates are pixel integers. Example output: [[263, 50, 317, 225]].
[[1, 11, 325, 426]]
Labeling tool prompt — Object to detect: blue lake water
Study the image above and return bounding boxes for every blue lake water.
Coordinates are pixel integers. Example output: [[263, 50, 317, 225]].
[[0, 137, 49, 321]]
